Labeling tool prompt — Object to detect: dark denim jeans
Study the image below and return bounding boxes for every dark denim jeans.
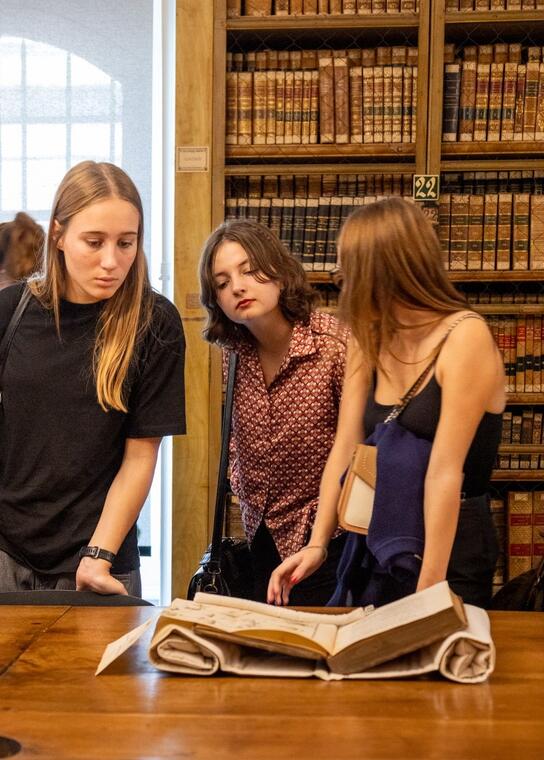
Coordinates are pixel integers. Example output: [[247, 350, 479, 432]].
[[447, 494, 500, 608], [249, 521, 346, 606], [0, 549, 142, 597]]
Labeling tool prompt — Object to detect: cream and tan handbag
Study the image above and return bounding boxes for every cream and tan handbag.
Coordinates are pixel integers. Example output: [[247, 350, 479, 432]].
[[337, 444, 377, 535]]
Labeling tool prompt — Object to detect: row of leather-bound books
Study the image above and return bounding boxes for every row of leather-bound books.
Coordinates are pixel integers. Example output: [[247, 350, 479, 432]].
[[438, 193, 544, 271], [226, 193, 411, 270], [487, 315, 544, 392], [500, 408, 544, 460], [227, 170, 544, 198], [227, 0, 419, 16], [226, 46, 418, 145], [442, 43, 544, 142], [446, 0, 544, 9], [491, 491, 544, 593]]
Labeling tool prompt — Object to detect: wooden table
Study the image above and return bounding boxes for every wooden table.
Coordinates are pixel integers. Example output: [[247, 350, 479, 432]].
[[0, 606, 542, 760]]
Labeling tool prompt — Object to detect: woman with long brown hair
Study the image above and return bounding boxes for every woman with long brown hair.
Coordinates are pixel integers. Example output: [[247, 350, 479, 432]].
[[0, 161, 185, 596], [199, 219, 348, 605], [269, 197, 505, 608]]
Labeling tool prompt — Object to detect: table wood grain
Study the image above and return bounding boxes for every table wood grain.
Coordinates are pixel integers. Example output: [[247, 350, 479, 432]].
[[0, 607, 542, 760]]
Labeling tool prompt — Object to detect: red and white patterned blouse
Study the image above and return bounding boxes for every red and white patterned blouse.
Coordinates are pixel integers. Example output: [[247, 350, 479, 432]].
[[227, 310, 349, 560]]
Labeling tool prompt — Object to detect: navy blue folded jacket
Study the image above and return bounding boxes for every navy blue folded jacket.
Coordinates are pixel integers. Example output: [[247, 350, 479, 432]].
[[330, 420, 432, 607]]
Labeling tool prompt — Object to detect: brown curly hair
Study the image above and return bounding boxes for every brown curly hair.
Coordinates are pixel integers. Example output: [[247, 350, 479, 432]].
[[0, 212, 44, 279], [199, 219, 317, 346]]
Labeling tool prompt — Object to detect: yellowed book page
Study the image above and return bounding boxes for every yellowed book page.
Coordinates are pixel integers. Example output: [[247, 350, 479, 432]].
[[187, 594, 366, 655], [333, 581, 463, 654]]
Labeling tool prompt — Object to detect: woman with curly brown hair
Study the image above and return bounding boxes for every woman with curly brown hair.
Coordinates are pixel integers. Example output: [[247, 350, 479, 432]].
[[0, 212, 44, 289], [199, 219, 348, 605]]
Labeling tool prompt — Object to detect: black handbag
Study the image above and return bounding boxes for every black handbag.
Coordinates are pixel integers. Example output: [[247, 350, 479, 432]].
[[187, 352, 253, 600], [490, 553, 544, 612], [0, 285, 31, 410]]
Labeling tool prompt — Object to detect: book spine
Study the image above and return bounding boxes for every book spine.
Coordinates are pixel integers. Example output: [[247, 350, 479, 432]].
[[391, 65, 403, 143], [275, 71, 285, 145], [284, 70, 295, 144], [362, 66, 374, 143], [438, 193, 451, 269], [325, 197, 342, 270], [482, 193, 498, 270], [227, 0, 242, 17], [459, 62, 477, 141], [449, 194, 469, 270], [292, 70, 303, 144], [533, 491, 544, 570], [237, 72, 253, 145], [508, 491, 533, 580], [523, 62, 540, 140], [467, 194, 484, 270], [291, 198, 307, 260], [443, 63, 461, 141], [275, 0, 290, 14], [349, 66, 363, 143], [473, 63, 490, 141], [512, 193, 530, 270], [536, 63, 544, 141], [496, 192, 512, 270], [334, 57, 350, 143], [411, 65, 417, 140], [373, 65, 384, 143], [401, 66, 413, 143], [245, 0, 273, 14], [513, 65, 526, 141], [530, 195, 544, 270], [487, 62, 504, 141], [314, 197, 331, 270], [501, 62, 517, 140], [319, 57, 335, 143], [266, 71, 277, 144], [302, 198, 319, 271], [383, 65, 393, 143], [516, 316, 526, 392], [253, 71, 268, 145], [301, 70, 312, 144], [280, 197, 295, 250]]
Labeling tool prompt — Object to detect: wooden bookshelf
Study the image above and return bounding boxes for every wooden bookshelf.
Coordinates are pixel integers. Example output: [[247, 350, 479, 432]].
[[492, 470, 544, 481], [430, 2, 544, 586], [175, 0, 544, 595], [227, 15, 420, 32]]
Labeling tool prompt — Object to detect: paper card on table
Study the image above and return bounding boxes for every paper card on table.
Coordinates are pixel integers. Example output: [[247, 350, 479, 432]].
[[95, 617, 155, 675]]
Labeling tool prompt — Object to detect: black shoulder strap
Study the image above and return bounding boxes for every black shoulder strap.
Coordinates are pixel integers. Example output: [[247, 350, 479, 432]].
[[384, 312, 484, 424], [209, 351, 238, 564], [0, 286, 32, 398]]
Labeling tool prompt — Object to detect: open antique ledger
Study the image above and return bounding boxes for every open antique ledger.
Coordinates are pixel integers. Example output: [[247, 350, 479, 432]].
[[96, 581, 495, 683]]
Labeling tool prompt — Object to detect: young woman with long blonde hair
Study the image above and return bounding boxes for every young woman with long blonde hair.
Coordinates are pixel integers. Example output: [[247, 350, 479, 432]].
[[0, 161, 185, 596], [269, 197, 505, 609]]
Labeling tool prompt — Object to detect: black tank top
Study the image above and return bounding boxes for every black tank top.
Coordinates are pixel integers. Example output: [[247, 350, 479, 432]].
[[364, 373, 502, 497]]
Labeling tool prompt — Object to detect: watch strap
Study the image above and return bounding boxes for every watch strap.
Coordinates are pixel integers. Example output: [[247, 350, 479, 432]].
[[79, 546, 116, 564]]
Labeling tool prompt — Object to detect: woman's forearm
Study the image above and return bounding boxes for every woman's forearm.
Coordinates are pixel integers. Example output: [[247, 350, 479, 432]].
[[417, 471, 463, 589], [309, 441, 354, 547], [88, 437, 161, 553]]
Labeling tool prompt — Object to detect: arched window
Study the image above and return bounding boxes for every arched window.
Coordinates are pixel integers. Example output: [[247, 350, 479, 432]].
[[1, 37, 122, 225]]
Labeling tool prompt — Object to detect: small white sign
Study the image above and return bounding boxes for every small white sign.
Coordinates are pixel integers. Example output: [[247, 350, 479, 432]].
[[176, 146, 209, 173]]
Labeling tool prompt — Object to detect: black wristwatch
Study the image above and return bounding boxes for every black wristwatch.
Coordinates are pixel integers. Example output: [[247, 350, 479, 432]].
[[79, 546, 116, 564]]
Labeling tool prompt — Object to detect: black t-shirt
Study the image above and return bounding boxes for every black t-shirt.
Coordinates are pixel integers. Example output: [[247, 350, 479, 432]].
[[0, 283, 186, 574]]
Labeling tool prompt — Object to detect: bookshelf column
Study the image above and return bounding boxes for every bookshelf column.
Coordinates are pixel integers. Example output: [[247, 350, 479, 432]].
[[172, 0, 217, 598]]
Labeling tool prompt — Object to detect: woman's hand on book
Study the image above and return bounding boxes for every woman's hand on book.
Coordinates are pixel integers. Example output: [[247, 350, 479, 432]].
[[267, 546, 326, 605]]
